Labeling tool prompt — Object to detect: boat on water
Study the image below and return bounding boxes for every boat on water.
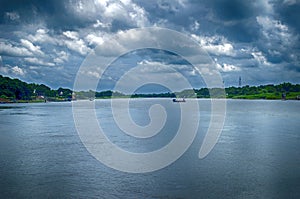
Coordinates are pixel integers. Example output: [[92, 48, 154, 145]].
[[172, 98, 186, 102]]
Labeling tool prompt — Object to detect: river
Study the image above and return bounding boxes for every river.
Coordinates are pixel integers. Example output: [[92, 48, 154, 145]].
[[0, 99, 299, 198]]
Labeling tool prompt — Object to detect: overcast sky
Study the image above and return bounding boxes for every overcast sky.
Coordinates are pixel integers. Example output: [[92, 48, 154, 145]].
[[0, 0, 299, 90]]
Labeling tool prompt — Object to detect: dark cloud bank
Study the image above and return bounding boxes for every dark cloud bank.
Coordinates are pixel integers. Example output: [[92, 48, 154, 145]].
[[0, 0, 299, 89]]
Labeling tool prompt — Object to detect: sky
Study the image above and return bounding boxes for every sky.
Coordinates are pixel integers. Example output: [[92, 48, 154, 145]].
[[0, 0, 299, 91]]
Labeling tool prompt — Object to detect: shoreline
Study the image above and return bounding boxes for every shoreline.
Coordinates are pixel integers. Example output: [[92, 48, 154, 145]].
[[1, 97, 299, 104]]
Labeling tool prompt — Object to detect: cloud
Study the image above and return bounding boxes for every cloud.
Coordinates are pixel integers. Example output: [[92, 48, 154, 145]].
[[115, 59, 193, 93], [85, 33, 104, 46], [216, 62, 240, 72], [273, 0, 300, 33], [256, 15, 298, 64], [137, 60, 177, 74], [87, 71, 101, 79], [20, 39, 44, 55], [251, 51, 272, 67], [28, 29, 57, 44], [0, 63, 26, 76], [256, 16, 291, 44], [61, 30, 91, 55], [191, 34, 235, 56], [0, 0, 299, 88], [64, 39, 90, 56], [53, 50, 69, 64], [12, 65, 25, 76], [0, 41, 33, 57], [64, 0, 149, 31], [5, 11, 20, 21], [128, 3, 149, 27], [103, 2, 127, 19], [63, 31, 79, 40], [93, 19, 111, 28], [24, 57, 55, 67], [78, 66, 105, 80], [136, 59, 198, 77], [283, 0, 297, 6], [191, 20, 200, 31]]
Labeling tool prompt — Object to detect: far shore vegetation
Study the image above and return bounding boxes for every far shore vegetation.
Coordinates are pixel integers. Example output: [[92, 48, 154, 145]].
[[1, 75, 300, 103]]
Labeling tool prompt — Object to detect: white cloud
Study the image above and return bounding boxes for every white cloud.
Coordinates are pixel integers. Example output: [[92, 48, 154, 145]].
[[62, 30, 91, 55], [102, 1, 149, 27], [257, 16, 288, 33], [87, 71, 100, 78], [53, 51, 69, 64], [12, 66, 25, 76], [191, 20, 200, 31], [73, 0, 149, 28], [136, 60, 198, 78], [63, 31, 79, 40], [28, 28, 56, 44], [256, 16, 293, 47], [78, 66, 105, 80], [64, 39, 90, 55], [0, 41, 33, 57], [20, 39, 44, 55], [93, 20, 111, 28], [104, 2, 126, 19], [251, 51, 272, 66], [85, 33, 104, 46], [94, 0, 110, 7], [24, 57, 55, 67], [93, 36, 126, 57], [204, 43, 234, 56], [157, 0, 186, 12], [191, 34, 235, 56], [129, 3, 149, 27], [216, 62, 240, 72], [137, 60, 177, 74]]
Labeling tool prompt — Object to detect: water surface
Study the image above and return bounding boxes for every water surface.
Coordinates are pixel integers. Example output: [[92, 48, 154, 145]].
[[0, 99, 299, 198]]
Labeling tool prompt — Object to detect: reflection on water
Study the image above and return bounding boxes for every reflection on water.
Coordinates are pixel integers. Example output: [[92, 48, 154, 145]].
[[0, 99, 299, 198]]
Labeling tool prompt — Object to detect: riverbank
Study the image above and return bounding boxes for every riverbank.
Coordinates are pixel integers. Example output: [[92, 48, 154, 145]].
[[1, 96, 299, 104], [0, 98, 71, 104]]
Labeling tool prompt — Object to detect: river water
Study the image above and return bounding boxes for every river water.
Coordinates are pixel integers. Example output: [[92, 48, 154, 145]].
[[0, 99, 299, 198]]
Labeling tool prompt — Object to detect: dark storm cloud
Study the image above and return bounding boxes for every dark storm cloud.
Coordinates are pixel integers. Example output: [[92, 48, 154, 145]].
[[0, 0, 299, 88], [274, 0, 300, 32], [0, 0, 93, 30], [0, 1, 63, 24], [134, 0, 263, 42], [0, 0, 151, 33], [205, 0, 255, 20]]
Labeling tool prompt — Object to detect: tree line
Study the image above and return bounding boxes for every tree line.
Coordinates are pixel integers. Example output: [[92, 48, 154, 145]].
[[1, 75, 300, 102]]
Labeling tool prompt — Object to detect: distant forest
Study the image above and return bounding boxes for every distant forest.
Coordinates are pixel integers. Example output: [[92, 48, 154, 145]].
[[0, 75, 300, 102]]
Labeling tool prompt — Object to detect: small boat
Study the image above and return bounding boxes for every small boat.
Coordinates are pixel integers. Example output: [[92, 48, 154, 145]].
[[172, 98, 186, 102]]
